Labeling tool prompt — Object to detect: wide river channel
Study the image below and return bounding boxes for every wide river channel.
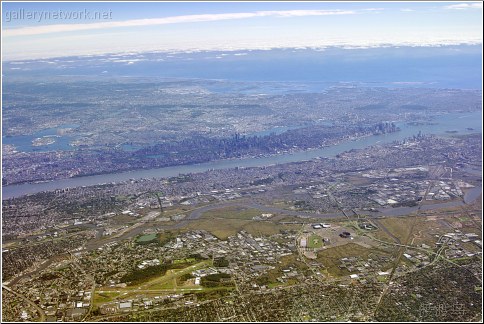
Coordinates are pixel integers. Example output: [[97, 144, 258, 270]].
[[2, 110, 482, 199]]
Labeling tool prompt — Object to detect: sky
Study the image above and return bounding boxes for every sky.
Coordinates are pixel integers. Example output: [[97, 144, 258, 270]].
[[1, 1, 483, 60]]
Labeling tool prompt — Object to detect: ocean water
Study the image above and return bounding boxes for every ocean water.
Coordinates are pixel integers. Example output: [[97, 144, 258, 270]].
[[4, 45, 482, 89], [2, 124, 79, 152]]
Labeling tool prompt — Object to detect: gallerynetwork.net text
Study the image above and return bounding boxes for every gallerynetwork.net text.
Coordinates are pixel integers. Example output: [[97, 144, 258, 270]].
[[5, 9, 113, 23]]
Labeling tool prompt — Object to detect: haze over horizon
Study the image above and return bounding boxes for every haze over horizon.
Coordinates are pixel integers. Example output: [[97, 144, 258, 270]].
[[2, 1, 482, 60]]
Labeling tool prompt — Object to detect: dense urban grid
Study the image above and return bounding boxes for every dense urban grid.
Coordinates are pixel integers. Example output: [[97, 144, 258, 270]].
[[2, 0, 482, 321], [2, 80, 480, 185], [2, 124, 482, 321]]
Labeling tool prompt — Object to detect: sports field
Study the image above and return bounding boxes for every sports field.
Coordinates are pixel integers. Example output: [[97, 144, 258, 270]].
[[307, 234, 323, 248]]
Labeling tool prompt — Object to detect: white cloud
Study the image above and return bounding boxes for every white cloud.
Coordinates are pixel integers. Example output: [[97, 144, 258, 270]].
[[3, 6, 481, 60], [3, 9, 356, 37], [444, 3, 483, 10], [4, 31, 482, 61], [400, 8, 415, 12], [361, 8, 384, 14]]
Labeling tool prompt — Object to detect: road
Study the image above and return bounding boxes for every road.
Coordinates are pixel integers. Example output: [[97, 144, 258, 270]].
[[5, 192, 479, 322], [373, 180, 435, 316], [2, 285, 46, 322], [8, 194, 476, 290]]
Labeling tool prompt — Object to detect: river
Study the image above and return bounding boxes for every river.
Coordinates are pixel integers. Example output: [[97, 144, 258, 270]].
[[2, 110, 481, 199]]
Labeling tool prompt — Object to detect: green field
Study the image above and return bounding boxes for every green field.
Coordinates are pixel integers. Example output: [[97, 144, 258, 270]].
[[93, 291, 122, 305], [201, 206, 265, 220], [375, 217, 415, 242], [173, 258, 196, 264], [186, 217, 299, 240], [307, 234, 323, 248], [317, 243, 393, 277], [183, 206, 300, 240], [94, 260, 214, 305], [136, 233, 157, 243], [261, 254, 309, 286]]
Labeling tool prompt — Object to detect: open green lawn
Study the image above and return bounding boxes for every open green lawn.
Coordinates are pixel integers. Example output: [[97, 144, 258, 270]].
[[179, 204, 302, 240], [187, 216, 299, 240], [317, 243, 393, 277], [376, 217, 416, 243], [186, 218, 249, 239], [92, 291, 122, 306], [93, 260, 234, 307], [136, 233, 157, 243], [173, 257, 196, 264], [98, 260, 212, 299], [201, 206, 265, 220], [307, 234, 323, 249]]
